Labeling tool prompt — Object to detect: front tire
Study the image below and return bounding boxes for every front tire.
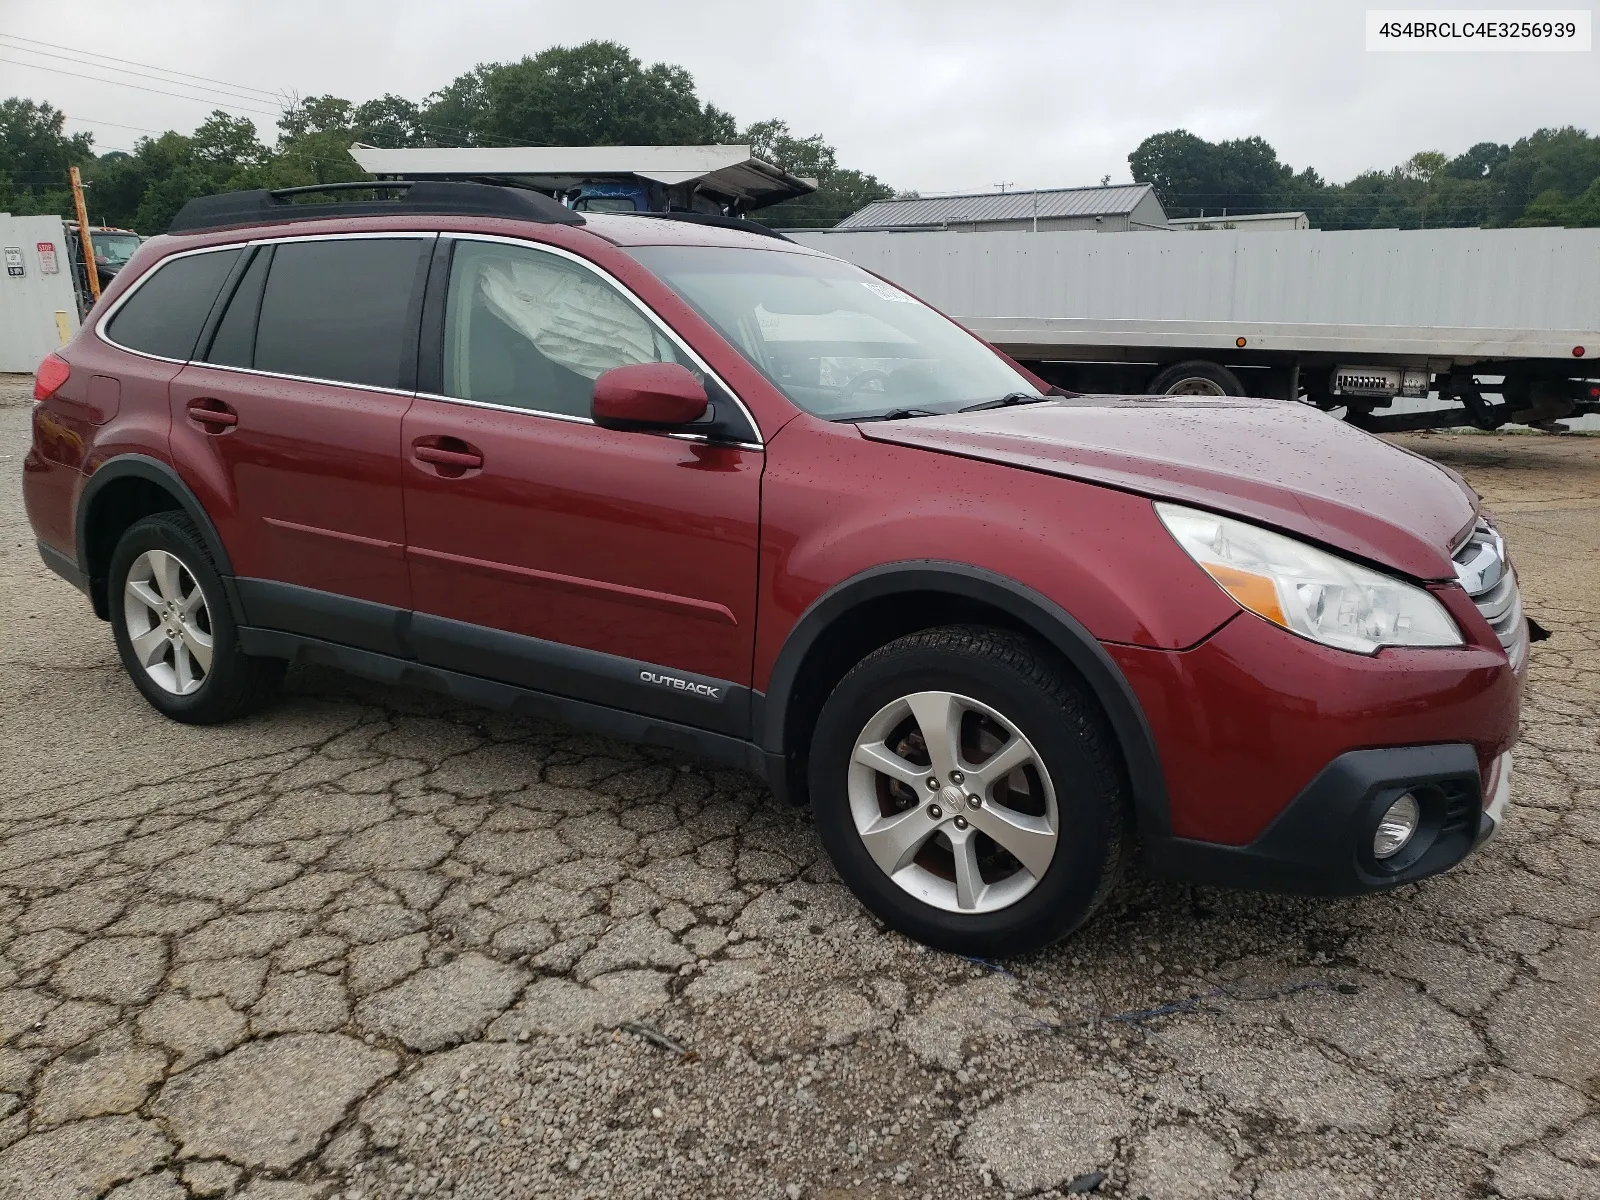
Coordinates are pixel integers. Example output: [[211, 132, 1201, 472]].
[[808, 626, 1131, 956], [109, 512, 285, 724]]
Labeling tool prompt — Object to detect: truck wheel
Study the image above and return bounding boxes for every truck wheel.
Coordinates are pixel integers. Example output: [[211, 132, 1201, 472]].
[[1148, 360, 1245, 396], [109, 512, 286, 724], [808, 626, 1131, 956]]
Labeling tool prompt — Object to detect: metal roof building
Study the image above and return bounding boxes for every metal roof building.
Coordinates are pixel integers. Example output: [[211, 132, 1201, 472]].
[[832, 184, 1168, 233]]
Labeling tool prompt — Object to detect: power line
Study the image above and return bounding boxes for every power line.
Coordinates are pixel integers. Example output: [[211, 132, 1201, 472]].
[[0, 31, 283, 100], [1, 32, 558, 151], [0, 30, 523, 149], [0, 40, 287, 108], [64, 115, 170, 136], [0, 57, 283, 117]]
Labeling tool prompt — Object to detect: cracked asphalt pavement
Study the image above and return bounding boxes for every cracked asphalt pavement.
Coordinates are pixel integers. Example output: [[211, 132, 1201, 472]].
[[0, 376, 1597, 1199]]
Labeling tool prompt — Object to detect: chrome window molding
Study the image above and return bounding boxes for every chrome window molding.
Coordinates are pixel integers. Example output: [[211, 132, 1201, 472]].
[[413, 390, 593, 425], [185, 358, 418, 399], [92, 228, 765, 448], [440, 232, 764, 447], [410, 389, 763, 453]]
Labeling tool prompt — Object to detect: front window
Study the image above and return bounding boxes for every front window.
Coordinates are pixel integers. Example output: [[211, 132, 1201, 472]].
[[92, 233, 141, 267], [627, 245, 1041, 420], [443, 239, 686, 418]]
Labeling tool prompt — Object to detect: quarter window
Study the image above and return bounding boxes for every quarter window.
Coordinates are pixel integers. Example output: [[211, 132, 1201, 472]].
[[442, 239, 685, 417], [253, 238, 426, 389], [103, 248, 241, 360]]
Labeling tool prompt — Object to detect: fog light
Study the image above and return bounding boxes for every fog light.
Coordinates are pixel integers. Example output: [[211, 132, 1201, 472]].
[[1374, 793, 1421, 859]]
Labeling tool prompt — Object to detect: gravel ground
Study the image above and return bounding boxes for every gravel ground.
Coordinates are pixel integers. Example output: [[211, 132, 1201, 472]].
[[0, 374, 1595, 1200]]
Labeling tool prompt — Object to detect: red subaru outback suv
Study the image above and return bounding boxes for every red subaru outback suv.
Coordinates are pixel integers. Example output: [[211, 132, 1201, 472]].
[[24, 182, 1524, 954]]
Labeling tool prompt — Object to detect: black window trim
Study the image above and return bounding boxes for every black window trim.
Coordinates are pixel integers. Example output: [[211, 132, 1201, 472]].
[[196, 242, 271, 367], [415, 232, 765, 450], [95, 231, 438, 398]]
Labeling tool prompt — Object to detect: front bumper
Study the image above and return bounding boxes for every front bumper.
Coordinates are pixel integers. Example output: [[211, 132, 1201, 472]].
[[1476, 749, 1513, 844], [1146, 744, 1512, 896]]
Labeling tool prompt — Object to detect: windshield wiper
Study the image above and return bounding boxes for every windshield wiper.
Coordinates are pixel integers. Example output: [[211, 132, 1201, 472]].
[[857, 407, 944, 421], [958, 392, 1050, 413]]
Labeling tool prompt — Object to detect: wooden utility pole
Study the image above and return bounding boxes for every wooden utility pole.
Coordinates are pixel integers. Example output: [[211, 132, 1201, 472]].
[[69, 166, 100, 303]]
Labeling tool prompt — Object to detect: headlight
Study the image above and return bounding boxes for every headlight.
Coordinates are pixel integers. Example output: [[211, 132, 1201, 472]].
[[1155, 502, 1462, 655]]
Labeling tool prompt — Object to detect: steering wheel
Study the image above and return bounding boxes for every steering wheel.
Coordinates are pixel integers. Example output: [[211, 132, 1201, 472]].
[[838, 369, 892, 401]]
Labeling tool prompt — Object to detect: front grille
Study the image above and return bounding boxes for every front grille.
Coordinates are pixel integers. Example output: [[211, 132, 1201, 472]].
[[1452, 519, 1529, 669]]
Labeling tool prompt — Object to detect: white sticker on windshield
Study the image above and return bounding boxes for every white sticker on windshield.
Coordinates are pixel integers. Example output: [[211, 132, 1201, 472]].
[[861, 280, 916, 304]]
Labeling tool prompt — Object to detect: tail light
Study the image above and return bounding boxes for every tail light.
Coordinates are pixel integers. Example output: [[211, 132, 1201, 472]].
[[33, 354, 70, 401]]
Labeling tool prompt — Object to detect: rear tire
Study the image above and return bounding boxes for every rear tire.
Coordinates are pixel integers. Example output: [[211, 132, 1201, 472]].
[[808, 625, 1131, 956], [109, 512, 285, 724], [1148, 359, 1245, 397]]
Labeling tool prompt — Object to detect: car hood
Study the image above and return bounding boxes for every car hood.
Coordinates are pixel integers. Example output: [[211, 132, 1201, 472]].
[[859, 395, 1478, 580]]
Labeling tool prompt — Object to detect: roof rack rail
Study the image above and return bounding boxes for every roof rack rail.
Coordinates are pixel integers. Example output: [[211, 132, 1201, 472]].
[[168, 179, 585, 235], [631, 211, 792, 242]]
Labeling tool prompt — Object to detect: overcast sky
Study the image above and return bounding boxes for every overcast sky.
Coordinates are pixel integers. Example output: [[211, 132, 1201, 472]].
[[3, 0, 1596, 193]]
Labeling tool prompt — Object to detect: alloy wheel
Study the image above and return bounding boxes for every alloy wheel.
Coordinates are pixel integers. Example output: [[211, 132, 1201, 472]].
[[123, 549, 213, 696], [847, 690, 1059, 913]]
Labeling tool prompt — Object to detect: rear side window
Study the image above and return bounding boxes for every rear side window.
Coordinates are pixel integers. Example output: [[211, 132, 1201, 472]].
[[253, 238, 426, 389], [104, 248, 241, 360]]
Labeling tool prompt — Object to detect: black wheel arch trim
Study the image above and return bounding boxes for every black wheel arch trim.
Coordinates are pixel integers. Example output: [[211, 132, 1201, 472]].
[[74, 454, 242, 622], [758, 559, 1174, 840]]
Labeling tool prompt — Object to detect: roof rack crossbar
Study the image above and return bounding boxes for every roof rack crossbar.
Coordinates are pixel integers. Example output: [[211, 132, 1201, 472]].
[[168, 179, 586, 235]]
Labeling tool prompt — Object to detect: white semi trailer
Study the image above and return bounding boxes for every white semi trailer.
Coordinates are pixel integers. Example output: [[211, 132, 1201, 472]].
[[786, 225, 1600, 432]]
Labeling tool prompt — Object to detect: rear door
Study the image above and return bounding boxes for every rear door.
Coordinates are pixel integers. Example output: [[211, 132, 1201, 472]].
[[169, 234, 432, 653], [400, 235, 764, 732]]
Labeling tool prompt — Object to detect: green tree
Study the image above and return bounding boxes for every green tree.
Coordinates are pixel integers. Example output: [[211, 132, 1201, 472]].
[[191, 112, 267, 168], [276, 95, 354, 141], [1485, 126, 1600, 225], [1131, 125, 1600, 230], [741, 118, 894, 228], [1443, 141, 1509, 180], [1569, 177, 1600, 226], [351, 95, 426, 147], [422, 42, 736, 147], [77, 112, 271, 233], [256, 95, 372, 189], [0, 98, 96, 217], [1513, 188, 1576, 226], [1128, 129, 1310, 218], [418, 66, 491, 146]]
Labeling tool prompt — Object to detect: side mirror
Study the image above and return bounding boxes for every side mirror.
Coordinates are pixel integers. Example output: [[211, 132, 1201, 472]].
[[592, 363, 708, 430]]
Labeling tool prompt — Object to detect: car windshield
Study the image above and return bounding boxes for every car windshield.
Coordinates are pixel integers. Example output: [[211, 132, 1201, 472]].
[[627, 244, 1042, 420], [92, 234, 141, 266]]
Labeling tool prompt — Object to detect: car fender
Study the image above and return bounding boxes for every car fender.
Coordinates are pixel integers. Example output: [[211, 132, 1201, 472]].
[[760, 559, 1177, 843], [75, 453, 242, 621]]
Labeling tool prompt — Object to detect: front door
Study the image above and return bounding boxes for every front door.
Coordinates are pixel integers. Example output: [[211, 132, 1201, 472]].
[[401, 236, 763, 731], [169, 235, 432, 651]]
